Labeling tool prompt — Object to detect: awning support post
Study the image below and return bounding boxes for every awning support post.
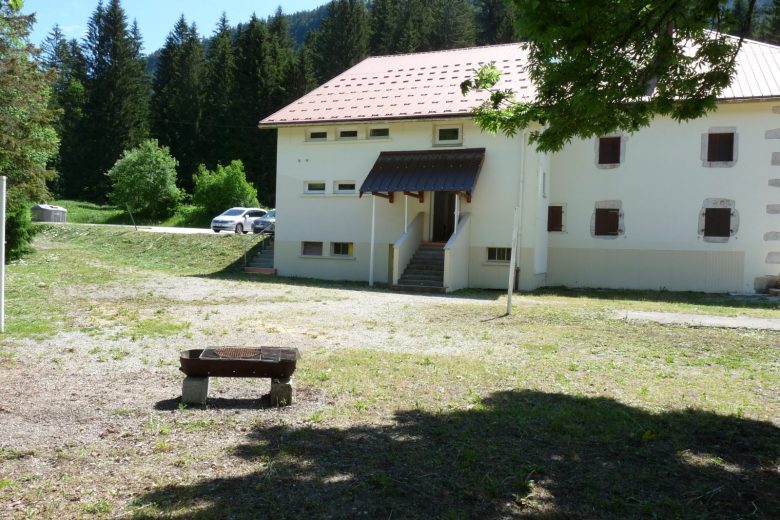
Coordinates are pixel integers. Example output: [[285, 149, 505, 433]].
[[369, 194, 376, 287], [454, 192, 460, 236], [404, 194, 408, 232]]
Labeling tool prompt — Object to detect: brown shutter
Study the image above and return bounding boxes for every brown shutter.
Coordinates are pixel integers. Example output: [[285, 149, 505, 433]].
[[598, 137, 621, 165], [707, 133, 734, 162], [595, 208, 619, 236], [704, 208, 731, 237], [548, 205, 563, 231]]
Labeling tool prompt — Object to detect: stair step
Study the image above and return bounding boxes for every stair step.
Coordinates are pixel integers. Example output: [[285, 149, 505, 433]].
[[245, 267, 277, 275], [393, 284, 446, 293]]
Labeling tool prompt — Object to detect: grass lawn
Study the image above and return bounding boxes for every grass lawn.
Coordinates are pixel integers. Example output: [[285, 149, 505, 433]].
[[52, 200, 215, 228], [0, 224, 778, 519]]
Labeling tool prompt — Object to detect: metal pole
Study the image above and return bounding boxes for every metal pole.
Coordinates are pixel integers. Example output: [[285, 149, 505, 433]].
[[0, 176, 6, 333], [404, 194, 408, 232], [454, 193, 460, 236], [125, 203, 137, 231], [507, 207, 520, 314], [369, 194, 376, 287]]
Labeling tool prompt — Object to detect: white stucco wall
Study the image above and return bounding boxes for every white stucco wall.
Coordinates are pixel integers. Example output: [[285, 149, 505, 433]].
[[547, 100, 779, 293], [274, 119, 538, 288]]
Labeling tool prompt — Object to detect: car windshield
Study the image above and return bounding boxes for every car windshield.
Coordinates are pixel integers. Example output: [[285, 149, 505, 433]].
[[267, 210, 276, 218], [221, 209, 244, 216]]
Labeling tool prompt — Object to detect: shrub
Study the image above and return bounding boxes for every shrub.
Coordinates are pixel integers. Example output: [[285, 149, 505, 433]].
[[192, 160, 259, 216], [106, 139, 183, 219], [5, 203, 36, 261]]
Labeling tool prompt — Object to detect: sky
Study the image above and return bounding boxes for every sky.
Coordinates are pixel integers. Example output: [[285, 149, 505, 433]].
[[24, 0, 328, 53]]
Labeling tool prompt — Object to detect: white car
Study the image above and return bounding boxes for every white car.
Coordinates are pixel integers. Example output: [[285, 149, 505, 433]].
[[211, 207, 267, 234]]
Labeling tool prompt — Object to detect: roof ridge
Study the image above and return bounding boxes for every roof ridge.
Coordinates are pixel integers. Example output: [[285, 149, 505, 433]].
[[366, 42, 525, 60]]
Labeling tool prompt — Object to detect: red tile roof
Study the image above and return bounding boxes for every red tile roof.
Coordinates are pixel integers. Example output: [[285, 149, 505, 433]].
[[260, 38, 780, 127], [260, 44, 533, 126]]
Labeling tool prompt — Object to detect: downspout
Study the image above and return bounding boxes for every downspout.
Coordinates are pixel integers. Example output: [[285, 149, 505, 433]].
[[369, 194, 376, 287], [507, 131, 528, 314]]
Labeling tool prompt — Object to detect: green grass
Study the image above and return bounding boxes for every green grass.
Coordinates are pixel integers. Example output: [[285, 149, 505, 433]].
[[52, 200, 129, 225]]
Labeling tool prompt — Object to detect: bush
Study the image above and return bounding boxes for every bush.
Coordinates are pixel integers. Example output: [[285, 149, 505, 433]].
[[192, 160, 259, 216], [106, 139, 183, 219], [5, 203, 36, 261]]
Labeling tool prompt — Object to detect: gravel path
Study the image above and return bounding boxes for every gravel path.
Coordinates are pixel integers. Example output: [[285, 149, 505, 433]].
[[617, 310, 780, 330]]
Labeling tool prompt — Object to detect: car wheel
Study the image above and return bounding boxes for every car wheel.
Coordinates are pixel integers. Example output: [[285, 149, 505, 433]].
[[213, 229, 220, 233], [235, 224, 243, 234]]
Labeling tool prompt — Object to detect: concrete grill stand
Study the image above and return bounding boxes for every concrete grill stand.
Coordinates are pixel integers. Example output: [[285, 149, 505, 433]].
[[179, 347, 300, 406]]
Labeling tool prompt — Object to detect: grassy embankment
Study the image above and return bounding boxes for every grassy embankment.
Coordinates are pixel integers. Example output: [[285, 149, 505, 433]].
[[52, 200, 215, 228], [0, 224, 777, 519]]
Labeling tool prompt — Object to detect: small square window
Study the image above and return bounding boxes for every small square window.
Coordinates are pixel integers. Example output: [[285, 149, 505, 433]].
[[707, 133, 734, 162], [548, 205, 564, 232], [435, 125, 462, 145], [598, 137, 621, 165], [334, 181, 356, 194], [305, 181, 326, 194], [369, 128, 390, 138], [595, 208, 619, 236], [302, 241, 323, 256], [438, 128, 460, 141], [331, 242, 353, 256], [704, 208, 731, 237], [338, 129, 358, 140], [487, 247, 511, 262], [308, 130, 327, 141]]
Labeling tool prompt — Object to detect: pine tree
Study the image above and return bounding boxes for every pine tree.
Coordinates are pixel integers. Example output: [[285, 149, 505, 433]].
[[759, 0, 780, 43], [474, 0, 520, 44], [151, 15, 205, 192], [430, 0, 476, 50], [369, 0, 399, 55], [313, 0, 369, 83], [396, 0, 435, 53], [41, 26, 88, 198], [202, 13, 237, 170], [81, 0, 149, 202]]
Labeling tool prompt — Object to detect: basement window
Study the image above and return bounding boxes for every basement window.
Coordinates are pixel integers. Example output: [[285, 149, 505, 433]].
[[331, 242, 353, 257], [487, 247, 511, 262], [304, 181, 326, 194], [595, 208, 620, 236], [703, 208, 732, 238], [301, 241, 323, 256], [369, 128, 390, 139], [547, 205, 564, 232]]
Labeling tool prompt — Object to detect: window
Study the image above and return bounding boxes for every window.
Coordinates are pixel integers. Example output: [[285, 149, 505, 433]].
[[369, 128, 390, 138], [598, 137, 621, 165], [301, 242, 323, 256], [338, 129, 359, 140], [595, 208, 620, 236], [548, 205, 564, 232], [331, 242, 353, 256], [704, 208, 732, 238], [307, 130, 328, 141], [487, 247, 511, 262], [435, 125, 462, 146], [334, 181, 356, 194], [707, 133, 734, 162], [304, 181, 326, 194]]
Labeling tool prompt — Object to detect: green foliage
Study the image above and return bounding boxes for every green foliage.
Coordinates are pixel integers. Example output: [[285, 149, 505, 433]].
[[192, 160, 258, 216], [151, 15, 205, 192], [313, 0, 369, 82], [462, 0, 758, 152], [5, 204, 35, 260], [0, 2, 59, 260], [107, 139, 182, 218]]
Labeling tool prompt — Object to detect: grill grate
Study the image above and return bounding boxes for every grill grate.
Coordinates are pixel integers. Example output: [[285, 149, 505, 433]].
[[199, 347, 299, 362]]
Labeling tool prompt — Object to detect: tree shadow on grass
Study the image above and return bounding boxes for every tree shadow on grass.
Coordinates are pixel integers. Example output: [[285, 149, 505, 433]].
[[133, 390, 780, 519]]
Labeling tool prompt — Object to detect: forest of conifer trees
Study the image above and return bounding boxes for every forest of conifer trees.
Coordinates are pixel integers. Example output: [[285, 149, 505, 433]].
[[39, 0, 780, 207]]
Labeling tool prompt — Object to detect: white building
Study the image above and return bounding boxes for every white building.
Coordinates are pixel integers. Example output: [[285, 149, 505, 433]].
[[259, 39, 780, 294]]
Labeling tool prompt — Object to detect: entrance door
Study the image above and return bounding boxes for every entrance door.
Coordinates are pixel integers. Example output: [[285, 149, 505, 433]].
[[432, 192, 456, 242]]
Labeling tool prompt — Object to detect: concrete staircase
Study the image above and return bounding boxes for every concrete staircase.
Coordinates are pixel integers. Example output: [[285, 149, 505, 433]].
[[394, 243, 446, 292], [244, 239, 276, 275]]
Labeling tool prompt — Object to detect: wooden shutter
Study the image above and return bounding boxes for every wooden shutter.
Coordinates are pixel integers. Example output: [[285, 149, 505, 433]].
[[548, 205, 563, 231], [595, 208, 619, 236], [598, 137, 621, 165], [707, 133, 734, 162], [704, 208, 731, 237]]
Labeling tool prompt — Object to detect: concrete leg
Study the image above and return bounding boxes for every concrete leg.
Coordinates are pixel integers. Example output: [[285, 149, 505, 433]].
[[182, 376, 209, 405], [270, 377, 293, 406]]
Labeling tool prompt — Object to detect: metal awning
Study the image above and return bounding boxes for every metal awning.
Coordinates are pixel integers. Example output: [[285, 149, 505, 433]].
[[360, 148, 485, 202]]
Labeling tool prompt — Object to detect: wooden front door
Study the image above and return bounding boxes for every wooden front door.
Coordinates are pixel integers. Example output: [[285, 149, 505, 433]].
[[432, 192, 455, 242]]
